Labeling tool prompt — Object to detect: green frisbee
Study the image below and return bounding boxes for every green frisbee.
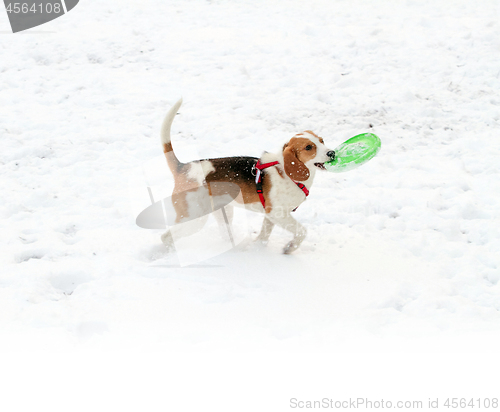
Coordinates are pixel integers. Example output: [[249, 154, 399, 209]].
[[324, 133, 381, 173]]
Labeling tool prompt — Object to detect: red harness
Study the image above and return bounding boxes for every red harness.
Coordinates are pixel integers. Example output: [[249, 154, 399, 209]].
[[255, 160, 309, 210]]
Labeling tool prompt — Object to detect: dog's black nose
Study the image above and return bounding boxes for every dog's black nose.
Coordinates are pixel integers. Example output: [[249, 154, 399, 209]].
[[327, 150, 336, 160]]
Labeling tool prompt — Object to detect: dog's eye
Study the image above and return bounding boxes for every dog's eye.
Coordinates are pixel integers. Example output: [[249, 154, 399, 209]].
[[305, 145, 313, 151]]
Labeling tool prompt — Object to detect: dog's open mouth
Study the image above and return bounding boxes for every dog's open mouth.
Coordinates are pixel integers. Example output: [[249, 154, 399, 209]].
[[314, 163, 326, 170]]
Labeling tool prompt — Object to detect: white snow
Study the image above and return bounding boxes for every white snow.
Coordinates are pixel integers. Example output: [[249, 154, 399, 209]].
[[1, 0, 500, 358]]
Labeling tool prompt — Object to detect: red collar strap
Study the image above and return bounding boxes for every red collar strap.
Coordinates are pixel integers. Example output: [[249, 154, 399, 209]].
[[294, 182, 309, 196], [254, 160, 309, 210], [256, 160, 279, 171]]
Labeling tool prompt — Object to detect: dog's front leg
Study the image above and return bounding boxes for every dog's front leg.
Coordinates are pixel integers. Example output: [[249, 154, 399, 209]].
[[255, 216, 275, 244], [267, 212, 307, 254]]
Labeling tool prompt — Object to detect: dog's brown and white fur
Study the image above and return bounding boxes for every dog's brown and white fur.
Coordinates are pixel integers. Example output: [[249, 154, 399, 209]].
[[160, 99, 335, 254]]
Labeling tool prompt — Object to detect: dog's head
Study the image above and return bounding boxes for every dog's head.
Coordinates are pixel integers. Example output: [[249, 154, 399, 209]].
[[282, 131, 335, 181]]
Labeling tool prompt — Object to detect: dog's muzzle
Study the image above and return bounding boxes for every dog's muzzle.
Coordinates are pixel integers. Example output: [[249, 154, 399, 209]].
[[315, 151, 335, 170]]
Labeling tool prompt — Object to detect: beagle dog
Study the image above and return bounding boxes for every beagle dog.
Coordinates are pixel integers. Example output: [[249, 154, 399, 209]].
[[160, 99, 335, 254]]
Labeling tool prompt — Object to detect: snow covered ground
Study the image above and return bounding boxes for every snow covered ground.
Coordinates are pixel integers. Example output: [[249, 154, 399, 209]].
[[1, 0, 500, 359]]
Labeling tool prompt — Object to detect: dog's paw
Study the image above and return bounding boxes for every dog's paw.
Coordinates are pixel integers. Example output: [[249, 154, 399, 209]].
[[283, 241, 299, 255], [254, 236, 270, 246], [244, 237, 267, 252]]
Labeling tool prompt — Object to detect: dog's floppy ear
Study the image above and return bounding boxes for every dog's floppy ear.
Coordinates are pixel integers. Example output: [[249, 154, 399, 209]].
[[283, 144, 310, 181]]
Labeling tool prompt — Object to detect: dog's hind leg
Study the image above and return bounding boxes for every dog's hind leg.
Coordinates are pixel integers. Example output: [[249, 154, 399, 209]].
[[161, 186, 211, 252], [161, 214, 210, 251], [160, 230, 175, 252], [212, 204, 236, 246]]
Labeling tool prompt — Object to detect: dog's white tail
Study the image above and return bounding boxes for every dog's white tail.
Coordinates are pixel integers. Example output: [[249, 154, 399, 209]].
[[161, 98, 183, 170]]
